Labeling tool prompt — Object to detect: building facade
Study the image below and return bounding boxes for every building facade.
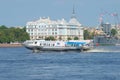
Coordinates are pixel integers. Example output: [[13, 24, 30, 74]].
[[26, 17, 83, 41], [101, 22, 111, 35]]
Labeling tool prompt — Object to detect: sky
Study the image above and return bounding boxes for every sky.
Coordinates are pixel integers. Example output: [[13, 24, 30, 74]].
[[0, 0, 120, 27]]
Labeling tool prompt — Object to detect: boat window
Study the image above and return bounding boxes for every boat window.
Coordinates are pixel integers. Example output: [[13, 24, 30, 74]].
[[57, 42, 60, 45], [44, 43, 46, 46], [53, 44, 55, 46], [71, 44, 73, 46], [73, 44, 75, 47], [35, 42, 37, 44]]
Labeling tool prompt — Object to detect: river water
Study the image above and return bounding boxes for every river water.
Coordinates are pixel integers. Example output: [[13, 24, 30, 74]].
[[0, 46, 120, 80]]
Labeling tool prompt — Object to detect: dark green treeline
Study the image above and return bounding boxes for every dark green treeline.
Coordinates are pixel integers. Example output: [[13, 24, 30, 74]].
[[0, 25, 29, 43]]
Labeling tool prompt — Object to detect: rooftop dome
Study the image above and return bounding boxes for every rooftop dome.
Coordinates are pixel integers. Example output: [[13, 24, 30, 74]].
[[69, 18, 81, 26]]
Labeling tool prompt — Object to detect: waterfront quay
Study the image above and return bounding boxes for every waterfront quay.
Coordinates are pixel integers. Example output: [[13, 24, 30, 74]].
[[0, 43, 22, 48]]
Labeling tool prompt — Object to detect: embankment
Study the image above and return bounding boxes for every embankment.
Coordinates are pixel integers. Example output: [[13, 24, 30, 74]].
[[0, 43, 23, 48]]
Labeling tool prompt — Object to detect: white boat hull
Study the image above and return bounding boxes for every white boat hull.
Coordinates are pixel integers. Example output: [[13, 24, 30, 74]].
[[24, 45, 81, 51]]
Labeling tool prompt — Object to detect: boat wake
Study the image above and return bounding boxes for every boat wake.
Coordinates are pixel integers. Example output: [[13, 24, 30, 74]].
[[86, 46, 120, 52]]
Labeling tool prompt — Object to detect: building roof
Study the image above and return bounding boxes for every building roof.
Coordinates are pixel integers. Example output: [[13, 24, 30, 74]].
[[26, 17, 82, 26]]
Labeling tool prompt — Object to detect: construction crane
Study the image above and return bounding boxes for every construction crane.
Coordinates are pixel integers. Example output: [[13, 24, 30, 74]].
[[111, 12, 120, 28], [99, 12, 120, 29]]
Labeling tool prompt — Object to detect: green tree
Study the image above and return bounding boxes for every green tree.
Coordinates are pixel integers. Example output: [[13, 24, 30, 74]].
[[59, 36, 62, 40], [45, 36, 55, 41], [111, 29, 117, 36], [84, 29, 95, 40], [74, 36, 79, 40], [0, 25, 8, 29], [67, 37, 71, 40], [0, 26, 29, 43], [84, 30, 90, 40]]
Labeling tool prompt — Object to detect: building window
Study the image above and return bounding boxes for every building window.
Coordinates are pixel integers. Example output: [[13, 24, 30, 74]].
[[34, 25, 36, 28], [31, 29, 33, 32], [52, 32, 54, 35], [52, 29, 54, 31], [55, 32, 57, 35], [55, 28, 57, 31]]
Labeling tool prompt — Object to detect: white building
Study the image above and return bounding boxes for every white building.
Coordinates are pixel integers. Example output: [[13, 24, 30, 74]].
[[26, 16, 83, 41]]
